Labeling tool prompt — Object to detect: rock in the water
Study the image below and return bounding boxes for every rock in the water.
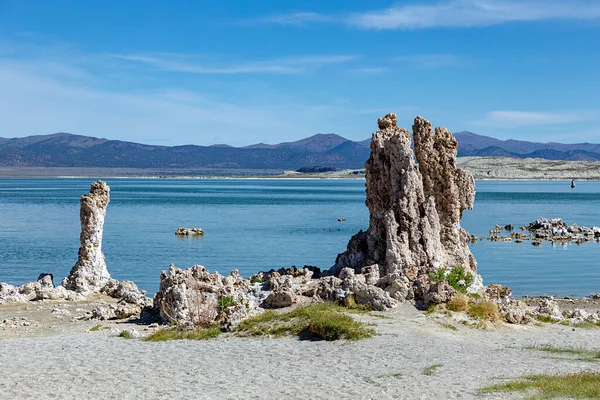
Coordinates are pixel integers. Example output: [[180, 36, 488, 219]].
[[175, 227, 204, 236], [63, 180, 112, 293], [330, 115, 480, 303]]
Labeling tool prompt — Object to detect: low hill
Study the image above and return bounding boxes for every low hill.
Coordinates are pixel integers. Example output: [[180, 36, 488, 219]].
[[2, 129, 599, 171]]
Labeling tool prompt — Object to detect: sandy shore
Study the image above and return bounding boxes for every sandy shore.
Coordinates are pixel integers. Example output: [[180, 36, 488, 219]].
[[1, 300, 600, 399]]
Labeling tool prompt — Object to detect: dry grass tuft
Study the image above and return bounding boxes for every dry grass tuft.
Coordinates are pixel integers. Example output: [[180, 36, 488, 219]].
[[468, 300, 500, 322], [447, 293, 470, 312]]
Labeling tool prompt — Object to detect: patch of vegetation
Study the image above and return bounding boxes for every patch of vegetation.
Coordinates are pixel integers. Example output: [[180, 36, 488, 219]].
[[439, 322, 458, 331], [235, 302, 375, 341], [217, 296, 236, 310], [143, 325, 222, 342], [447, 293, 469, 312], [425, 304, 437, 315], [573, 321, 600, 329], [250, 277, 263, 284], [89, 324, 104, 332], [480, 372, 600, 398], [536, 315, 559, 323], [468, 300, 500, 322], [427, 268, 446, 283], [526, 345, 600, 362], [423, 364, 443, 376], [376, 372, 403, 378], [428, 265, 473, 293], [118, 330, 134, 339]]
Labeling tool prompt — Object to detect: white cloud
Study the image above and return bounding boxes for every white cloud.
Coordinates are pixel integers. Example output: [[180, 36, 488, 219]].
[[256, 11, 330, 26], [260, 1, 600, 30], [475, 110, 592, 127], [0, 55, 375, 146], [109, 53, 359, 75]]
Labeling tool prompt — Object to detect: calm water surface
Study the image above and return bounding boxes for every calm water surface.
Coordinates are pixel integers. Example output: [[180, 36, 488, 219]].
[[0, 178, 599, 297]]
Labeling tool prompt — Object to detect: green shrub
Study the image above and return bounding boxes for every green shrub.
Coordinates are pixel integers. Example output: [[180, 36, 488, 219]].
[[536, 315, 559, 323], [250, 277, 263, 284], [446, 265, 473, 293], [480, 373, 600, 398], [144, 325, 222, 342], [236, 302, 375, 341], [217, 296, 236, 310], [118, 330, 133, 339], [427, 265, 473, 293], [427, 267, 446, 283]]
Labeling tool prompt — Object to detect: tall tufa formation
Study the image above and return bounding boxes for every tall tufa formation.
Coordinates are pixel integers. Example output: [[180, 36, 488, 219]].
[[330, 114, 479, 302], [63, 180, 112, 293]]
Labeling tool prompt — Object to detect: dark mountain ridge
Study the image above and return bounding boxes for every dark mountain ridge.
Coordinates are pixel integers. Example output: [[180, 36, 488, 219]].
[[1, 130, 599, 170]]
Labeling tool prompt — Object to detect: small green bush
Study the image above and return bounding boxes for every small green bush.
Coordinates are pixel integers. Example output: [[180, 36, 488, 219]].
[[118, 330, 133, 339], [217, 296, 236, 310], [250, 277, 263, 284], [427, 267, 446, 283], [306, 312, 373, 341], [536, 315, 559, 323], [480, 373, 600, 398], [446, 265, 473, 293], [236, 302, 375, 341], [144, 325, 222, 342], [427, 265, 473, 293]]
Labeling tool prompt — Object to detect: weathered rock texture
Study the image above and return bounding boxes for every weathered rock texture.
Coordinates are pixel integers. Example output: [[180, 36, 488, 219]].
[[63, 180, 112, 293], [330, 114, 480, 302], [153, 265, 265, 329]]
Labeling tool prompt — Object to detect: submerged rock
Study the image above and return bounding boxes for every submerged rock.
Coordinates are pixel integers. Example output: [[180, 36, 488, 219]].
[[329, 114, 480, 303], [63, 180, 112, 293], [175, 227, 204, 236]]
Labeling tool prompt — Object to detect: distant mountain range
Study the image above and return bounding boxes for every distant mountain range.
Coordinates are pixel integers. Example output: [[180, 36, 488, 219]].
[[455, 131, 600, 161], [1, 131, 599, 171]]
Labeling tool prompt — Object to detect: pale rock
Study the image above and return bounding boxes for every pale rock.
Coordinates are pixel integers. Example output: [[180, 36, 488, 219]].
[[102, 279, 152, 308], [537, 298, 561, 318], [63, 181, 112, 293], [485, 284, 512, 300], [329, 115, 480, 304], [423, 281, 456, 305], [153, 264, 263, 328], [501, 301, 533, 324], [92, 305, 116, 320], [264, 290, 295, 308]]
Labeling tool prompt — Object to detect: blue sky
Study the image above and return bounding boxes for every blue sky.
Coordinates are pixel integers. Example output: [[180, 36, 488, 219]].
[[0, 0, 599, 146]]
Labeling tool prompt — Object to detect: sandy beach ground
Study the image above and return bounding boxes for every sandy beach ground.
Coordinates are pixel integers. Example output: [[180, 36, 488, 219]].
[[1, 299, 600, 399]]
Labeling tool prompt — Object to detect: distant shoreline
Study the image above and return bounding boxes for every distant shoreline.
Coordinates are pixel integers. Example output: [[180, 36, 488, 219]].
[[2, 156, 600, 180]]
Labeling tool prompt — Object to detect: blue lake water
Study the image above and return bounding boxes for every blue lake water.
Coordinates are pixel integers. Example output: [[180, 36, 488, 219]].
[[1, 178, 599, 297]]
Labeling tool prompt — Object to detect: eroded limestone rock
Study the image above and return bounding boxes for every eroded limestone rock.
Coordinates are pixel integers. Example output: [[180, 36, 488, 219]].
[[330, 114, 480, 303], [153, 264, 265, 328], [63, 180, 111, 293]]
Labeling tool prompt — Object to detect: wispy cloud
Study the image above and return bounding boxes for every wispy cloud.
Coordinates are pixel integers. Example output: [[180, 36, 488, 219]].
[[474, 110, 592, 127], [395, 54, 461, 68], [256, 11, 331, 26], [260, 1, 600, 30], [109, 53, 359, 74]]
